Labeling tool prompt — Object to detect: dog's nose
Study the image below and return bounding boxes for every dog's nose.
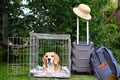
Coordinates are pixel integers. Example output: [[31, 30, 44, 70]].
[[48, 58, 51, 62]]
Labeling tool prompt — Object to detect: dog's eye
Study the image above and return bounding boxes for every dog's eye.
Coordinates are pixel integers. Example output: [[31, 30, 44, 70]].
[[46, 55, 48, 57], [51, 55, 54, 57]]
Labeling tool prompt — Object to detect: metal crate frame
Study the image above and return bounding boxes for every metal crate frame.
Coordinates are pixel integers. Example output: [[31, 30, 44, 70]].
[[29, 32, 71, 79]]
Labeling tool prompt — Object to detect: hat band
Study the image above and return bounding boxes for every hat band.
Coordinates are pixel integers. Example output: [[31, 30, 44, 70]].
[[78, 6, 90, 14], [75, 8, 90, 18]]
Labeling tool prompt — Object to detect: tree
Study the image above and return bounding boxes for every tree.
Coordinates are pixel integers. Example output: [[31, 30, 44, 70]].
[[1, 0, 107, 36], [1, 0, 120, 60]]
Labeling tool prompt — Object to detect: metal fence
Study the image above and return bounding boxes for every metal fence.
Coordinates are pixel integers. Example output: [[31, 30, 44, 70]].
[[7, 37, 30, 80]]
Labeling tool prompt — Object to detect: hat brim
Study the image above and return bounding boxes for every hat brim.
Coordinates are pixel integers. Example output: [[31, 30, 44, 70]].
[[73, 7, 91, 20]]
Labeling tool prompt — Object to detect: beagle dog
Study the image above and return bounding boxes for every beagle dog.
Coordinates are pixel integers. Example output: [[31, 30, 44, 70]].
[[42, 52, 61, 73]]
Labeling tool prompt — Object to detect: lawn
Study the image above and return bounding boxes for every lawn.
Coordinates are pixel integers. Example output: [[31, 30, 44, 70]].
[[1, 62, 120, 80], [0, 62, 97, 80]]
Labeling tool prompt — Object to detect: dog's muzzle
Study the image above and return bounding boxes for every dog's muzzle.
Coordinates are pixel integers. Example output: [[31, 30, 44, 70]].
[[47, 58, 51, 63]]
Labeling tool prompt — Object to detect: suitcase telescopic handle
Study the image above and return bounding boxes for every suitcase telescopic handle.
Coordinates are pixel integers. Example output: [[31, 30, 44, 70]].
[[87, 21, 89, 45], [76, 17, 90, 45]]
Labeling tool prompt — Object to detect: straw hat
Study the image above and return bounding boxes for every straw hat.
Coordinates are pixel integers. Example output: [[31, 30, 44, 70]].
[[73, 4, 92, 20]]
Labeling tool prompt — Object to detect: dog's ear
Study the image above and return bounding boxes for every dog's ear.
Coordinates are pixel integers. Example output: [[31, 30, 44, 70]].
[[42, 53, 47, 64], [53, 52, 59, 64]]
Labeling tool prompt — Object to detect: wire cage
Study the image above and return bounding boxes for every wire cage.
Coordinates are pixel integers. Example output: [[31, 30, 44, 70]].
[[7, 37, 30, 79], [29, 32, 71, 79]]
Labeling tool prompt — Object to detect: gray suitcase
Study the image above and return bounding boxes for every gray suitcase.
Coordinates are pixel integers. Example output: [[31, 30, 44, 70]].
[[71, 41, 94, 73]]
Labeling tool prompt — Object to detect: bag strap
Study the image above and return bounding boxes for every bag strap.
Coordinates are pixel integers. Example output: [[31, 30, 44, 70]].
[[89, 52, 94, 75], [95, 46, 106, 64], [102, 47, 117, 77], [95, 50, 103, 64]]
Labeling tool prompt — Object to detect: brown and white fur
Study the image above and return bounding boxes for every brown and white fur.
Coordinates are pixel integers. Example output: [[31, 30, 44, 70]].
[[42, 52, 61, 73]]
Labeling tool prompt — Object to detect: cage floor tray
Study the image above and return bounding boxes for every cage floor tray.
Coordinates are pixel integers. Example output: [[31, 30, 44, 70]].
[[30, 65, 70, 78]]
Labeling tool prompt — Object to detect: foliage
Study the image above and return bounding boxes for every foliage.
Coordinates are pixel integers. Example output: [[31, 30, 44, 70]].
[[97, 2, 120, 61], [0, 0, 120, 60], [1, 0, 108, 37]]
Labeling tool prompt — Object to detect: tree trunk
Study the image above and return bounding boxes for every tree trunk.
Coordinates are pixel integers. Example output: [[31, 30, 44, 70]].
[[3, 13, 8, 42]]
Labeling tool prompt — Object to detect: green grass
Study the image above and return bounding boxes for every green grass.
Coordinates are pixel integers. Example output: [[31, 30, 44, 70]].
[[0, 62, 98, 80], [2, 62, 120, 80], [0, 63, 8, 80], [1, 62, 120, 80]]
